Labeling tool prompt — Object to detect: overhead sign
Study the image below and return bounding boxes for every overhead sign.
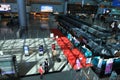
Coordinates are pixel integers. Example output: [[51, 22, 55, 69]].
[[112, 0, 120, 6]]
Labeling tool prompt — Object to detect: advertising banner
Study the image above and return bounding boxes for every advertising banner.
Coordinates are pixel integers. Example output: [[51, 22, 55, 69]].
[[105, 59, 113, 74]]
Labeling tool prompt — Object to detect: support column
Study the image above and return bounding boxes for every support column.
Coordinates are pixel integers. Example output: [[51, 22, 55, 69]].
[[82, 0, 84, 7], [64, 1, 68, 15], [17, 0, 27, 29]]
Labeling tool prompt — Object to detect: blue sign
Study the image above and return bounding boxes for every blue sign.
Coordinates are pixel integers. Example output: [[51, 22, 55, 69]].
[[112, 0, 120, 6], [39, 45, 44, 55], [39, 45, 43, 52]]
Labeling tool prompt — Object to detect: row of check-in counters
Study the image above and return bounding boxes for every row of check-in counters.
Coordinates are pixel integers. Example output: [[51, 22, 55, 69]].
[[56, 14, 120, 78], [56, 14, 120, 58]]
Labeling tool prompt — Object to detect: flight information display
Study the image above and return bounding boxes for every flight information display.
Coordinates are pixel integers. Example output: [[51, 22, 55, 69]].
[[41, 5, 53, 12], [0, 4, 11, 12]]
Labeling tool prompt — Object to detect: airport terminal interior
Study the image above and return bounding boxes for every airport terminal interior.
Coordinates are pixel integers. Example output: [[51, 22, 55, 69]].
[[0, 0, 120, 80]]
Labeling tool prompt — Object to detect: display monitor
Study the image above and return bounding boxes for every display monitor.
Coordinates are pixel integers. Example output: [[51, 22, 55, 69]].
[[40, 5, 53, 12], [0, 4, 11, 12]]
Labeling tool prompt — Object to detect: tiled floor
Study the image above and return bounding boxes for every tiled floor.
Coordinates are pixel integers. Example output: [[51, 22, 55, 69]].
[[0, 15, 72, 77], [0, 14, 118, 80]]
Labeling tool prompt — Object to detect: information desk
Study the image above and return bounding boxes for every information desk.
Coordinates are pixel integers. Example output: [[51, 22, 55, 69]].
[[34, 12, 49, 21]]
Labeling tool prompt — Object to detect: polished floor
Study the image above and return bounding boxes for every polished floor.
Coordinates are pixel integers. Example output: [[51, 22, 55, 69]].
[[0, 14, 119, 80], [0, 15, 72, 77]]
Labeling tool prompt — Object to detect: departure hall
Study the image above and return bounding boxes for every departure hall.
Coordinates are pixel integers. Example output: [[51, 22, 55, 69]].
[[0, 0, 120, 80]]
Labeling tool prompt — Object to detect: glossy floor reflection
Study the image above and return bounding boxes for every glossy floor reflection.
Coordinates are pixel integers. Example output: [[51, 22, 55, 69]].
[[0, 15, 71, 77], [1, 14, 118, 80]]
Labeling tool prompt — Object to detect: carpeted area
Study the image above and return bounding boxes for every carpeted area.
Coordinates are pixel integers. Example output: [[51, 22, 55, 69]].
[[50, 29, 92, 70]]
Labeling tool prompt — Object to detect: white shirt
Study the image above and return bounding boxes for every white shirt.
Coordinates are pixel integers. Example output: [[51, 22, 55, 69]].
[[111, 22, 115, 28], [118, 24, 120, 29]]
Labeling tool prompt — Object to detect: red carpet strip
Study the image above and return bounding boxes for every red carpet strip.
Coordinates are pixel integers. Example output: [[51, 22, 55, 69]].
[[50, 29, 92, 70]]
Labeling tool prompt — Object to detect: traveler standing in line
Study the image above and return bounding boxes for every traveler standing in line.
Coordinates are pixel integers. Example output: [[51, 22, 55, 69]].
[[52, 43, 57, 61], [44, 58, 49, 73], [52, 49, 57, 61], [52, 43, 55, 52], [76, 57, 82, 69], [117, 23, 120, 30], [0, 68, 2, 80], [110, 21, 118, 34], [38, 64, 45, 79], [0, 68, 2, 76], [91, 14, 95, 23]]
